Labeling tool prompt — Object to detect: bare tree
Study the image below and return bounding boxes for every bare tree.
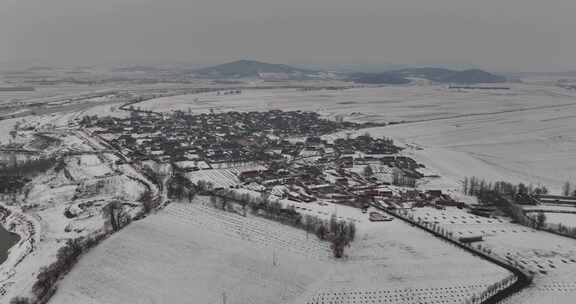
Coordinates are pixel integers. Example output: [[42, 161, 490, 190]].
[[363, 165, 374, 178], [10, 297, 30, 304], [563, 181, 572, 196], [103, 201, 128, 232], [536, 211, 547, 229]]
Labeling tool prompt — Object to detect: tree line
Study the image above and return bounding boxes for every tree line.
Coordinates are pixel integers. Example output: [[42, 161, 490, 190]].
[[463, 177, 576, 237], [561, 181, 576, 197], [168, 176, 356, 258], [463, 177, 542, 227], [462, 176, 548, 198], [208, 190, 357, 259], [12, 234, 107, 304]]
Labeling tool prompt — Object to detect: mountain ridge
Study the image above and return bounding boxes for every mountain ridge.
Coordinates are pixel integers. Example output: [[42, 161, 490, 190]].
[[191, 59, 506, 84], [191, 59, 317, 79]]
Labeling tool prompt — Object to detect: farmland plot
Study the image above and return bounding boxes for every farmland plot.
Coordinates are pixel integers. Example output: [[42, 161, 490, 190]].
[[185, 165, 265, 188], [50, 198, 332, 304], [137, 85, 576, 124], [51, 197, 510, 304], [409, 206, 576, 304], [302, 217, 510, 304], [543, 213, 576, 228]]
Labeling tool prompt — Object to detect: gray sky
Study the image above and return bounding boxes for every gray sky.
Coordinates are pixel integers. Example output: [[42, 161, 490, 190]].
[[1, 0, 574, 72]]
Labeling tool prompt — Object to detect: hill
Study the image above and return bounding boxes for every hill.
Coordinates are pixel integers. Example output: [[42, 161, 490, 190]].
[[191, 60, 318, 79], [393, 68, 506, 84], [348, 72, 411, 85], [348, 67, 505, 85]]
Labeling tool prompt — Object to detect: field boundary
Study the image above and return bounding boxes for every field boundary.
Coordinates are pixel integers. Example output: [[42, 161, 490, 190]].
[[372, 203, 533, 304]]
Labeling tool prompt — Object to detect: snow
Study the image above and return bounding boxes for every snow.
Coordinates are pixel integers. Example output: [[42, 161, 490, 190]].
[[523, 204, 576, 213], [543, 213, 576, 228], [304, 220, 510, 303], [185, 164, 267, 188], [499, 277, 576, 304], [522, 205, 576, 228], [51, 197, 509, 304], [0, 130, 153, 301], [64, 154, 113, 180], [51, 199, 331, 304], [174, 160, 210, 170], [407, 206, 576, 303]]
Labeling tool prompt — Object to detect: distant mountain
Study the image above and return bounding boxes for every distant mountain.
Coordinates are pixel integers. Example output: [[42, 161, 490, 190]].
[[349, 68, 506, 84], [442, 69, 506, 84], [392, 68, 506, 84], [348, 72, 411, 85], [191, 60, 318, 79], [392, 68, 454, 80], [112, 65, 165, 73]]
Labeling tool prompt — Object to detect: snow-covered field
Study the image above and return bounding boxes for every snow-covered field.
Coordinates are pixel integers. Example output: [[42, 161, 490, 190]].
[[50, 199, 332, 304], [137, 85, 576, 122], [0, 84, 116, 107], [184, 164, 266, 188], [543, 213, 576, 228], [50, 197, 510, 304], [523, 204, 576, 213], [408, 206, 576, 303], [522, 205, 576, 227]]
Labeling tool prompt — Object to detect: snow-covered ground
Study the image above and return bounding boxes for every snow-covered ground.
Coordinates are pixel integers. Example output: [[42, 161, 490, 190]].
[[523, 205, 576, 213], [408, 206, 576, 303], [522, 204, 576, 228], [0, 84, 117, 107], [137, 85, 576, 121], [543, 213, 576, 228], [184, 164, 266, 188], [0, 131, 151, 301], [50, 197, 509, 304]]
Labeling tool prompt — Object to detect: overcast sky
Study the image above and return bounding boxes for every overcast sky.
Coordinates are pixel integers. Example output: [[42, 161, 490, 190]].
[[1, 0, 574, 72]]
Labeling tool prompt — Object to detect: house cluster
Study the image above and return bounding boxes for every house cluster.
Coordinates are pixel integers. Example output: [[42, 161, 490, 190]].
[[80, 109, 356, 168], [236, 134, 431, 208], [374, 189, 465, 211], [81, 109, 441, 211]]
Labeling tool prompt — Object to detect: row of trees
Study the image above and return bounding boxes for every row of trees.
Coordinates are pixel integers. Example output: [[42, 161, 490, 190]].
[[530, 211, 547, 229], [199, 184, 357, 258], [167, 174, 358, 258], [561, 181, 576, 197], [26, 234, 106, 304], [463, 274, 517, 304], [462, 177, 548, 199], [462, 177, 576, 234], [1, 156, 57, 178], [0, 157, 60, 207], [0, 176, 30, 194], [392, 170, 416, 187], [327, 214, 356, 258], [550, 222, 576, 237], [167, 172, 198, 202]]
